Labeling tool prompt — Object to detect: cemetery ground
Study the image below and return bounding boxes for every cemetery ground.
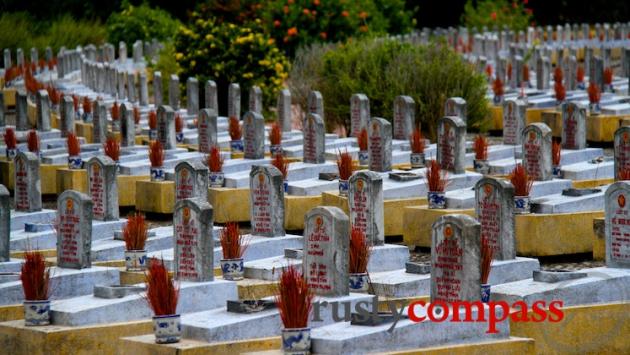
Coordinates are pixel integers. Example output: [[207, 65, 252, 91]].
[[2, 22, 630, 355]]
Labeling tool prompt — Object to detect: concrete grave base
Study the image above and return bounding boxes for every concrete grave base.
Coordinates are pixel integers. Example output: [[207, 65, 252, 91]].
[[9, 209, 56, 231], [0, 266, 119, 306], [0, 259, 23, 273], [91, 226, 174, 262], [50, 280, 237, 326], [310, 303, 508, 355], [370, 257, 539, 297], [489, 148, 603, 175], [182, 293, 372, 343], [493, 267, 630, 307], [244, 244, 409, 281]]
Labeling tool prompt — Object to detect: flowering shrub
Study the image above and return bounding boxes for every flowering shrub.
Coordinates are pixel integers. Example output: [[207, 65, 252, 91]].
[[106, 2, 181, 47], [461, 0, 533, 32], [290, 38, 489, 139], [259, 0, 413, 57], [173, 13, 290, 116]]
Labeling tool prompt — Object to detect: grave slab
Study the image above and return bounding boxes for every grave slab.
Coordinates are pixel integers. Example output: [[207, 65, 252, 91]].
[[0, 266, 119, 306], [490, 148, 604, 175], [532, 186, 608, 213], [9, 219, 126, 250], [50, 280, 237, 326], [91, 227, 173, 261], [561, 160, 614, 180]]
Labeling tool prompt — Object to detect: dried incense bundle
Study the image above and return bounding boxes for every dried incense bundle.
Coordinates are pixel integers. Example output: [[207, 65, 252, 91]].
[[220, 222, 249, 259], [492, 78, 504, 97], [272, 153, 289, 179], [149, 140, 164, 168], [337, 150, 354, 180], [473, 135, 488, 160], [3, 128, 17, 149], [27, 130, 39, 153], [509, 164, 533, 196], [229, 117, 242, 140], [480, 241, 494, 284], [275, 265, 313, 329], [349, 226, 370, 274], [410, 128, 425, 154], [67, 133, 81, 156], [145, 258, 179, 316], [149, 110, 157, 129], [207, 145, 224, 172], [104, 136, 120, 161], [175, 114, 184, 133], [20, 250, 50, 300], [123, 212, 148, 251], [425, 160, 447, 192], [588, 82, 601, 103], [554, 81, 566, 101], [358, 128, 368, 151], [269, 123, 282, 145], [552, 140, 561, 166]]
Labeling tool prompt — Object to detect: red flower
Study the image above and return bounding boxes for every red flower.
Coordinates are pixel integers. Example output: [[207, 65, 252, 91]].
[[341, 10, 349, 17], [274, 20, 281, 28], [320, 32, 327, 40], [287, 27, 298, 37], [302, 8, 310, 15], [491, 12, 497, 20], [313, 0, 320, 5]]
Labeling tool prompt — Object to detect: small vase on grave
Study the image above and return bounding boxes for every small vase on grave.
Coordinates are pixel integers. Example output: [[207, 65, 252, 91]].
[[282, 327, 311, 354], [209, 171, 225, 187], [125, 249, 147, 271], [513, 195, 531, 214], [153, 314, 181, 344], [428, 191, 446, 209], [349, 273, 370, 293], [220, 258, 244, 280], [24, 300, 51, 326]]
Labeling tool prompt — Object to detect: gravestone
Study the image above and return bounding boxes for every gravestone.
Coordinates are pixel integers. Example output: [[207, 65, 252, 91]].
[[153, 71, 163, 106], [205, 80, 218, 112], [437, 116, 466, 174], [303, 113, 325, 164], [3, 49, 10, 70], [243, 111, 265, 159], [536, 56, 551, 90], [502, 99, 526, 145], [56, 190, 93, 269], [430, 214, 481, 302], [86, 156, 118, 221], [132, 40, 143, 63], [590, 56, 604, 91], [117, 70, 126, 100], [277, 89, 291, 132], [350, 94, 370, 137], [228, 83, 241, 119], [393, 96, 415, 140], [303, 206, 349, 296], [368, 117, 393, 172], [92, 100, 107, 144], [36, 90, 51, 132], [444, 97, 467, 122], [522, 123, 552, 181], [348, 171, 384, 245], [308, 91, 324, 118], [198, 108, 218, 154], [0, 92, 4, 127], [30, 47, 38, 64], [475, 177, 515, 260], [561, 102, 587, 150], [118, 41, 127, 63], [175, 161, 208, 202], [614, 127, 630, 180], [157, 105, 176, 150], [173, 198, 214, 281], [249, 86, 263, 114], [16, 92, 28, 131], [14, 152, 41, 212], [120, 103, 135, 147], [0, 185, 8, 261], [169, 75, 180, 110], [249, 165, 285, 237], [186, 77, 199, 115], [139, 73, 149, 106], [127, 72, 137, 103], [60, 95, 75, 137], [567, 56, 577, 91], [605, 182, 630, 268]]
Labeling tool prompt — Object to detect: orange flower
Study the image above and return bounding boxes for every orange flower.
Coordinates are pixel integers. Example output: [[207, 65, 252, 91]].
[[359, 25, 368, 32], [491, 12, 497, 20], [283, 5, 289, 14], [341, 10, 349, 17], [274, 20, 281, 28], [313, 0, 320, 5], [359, 11, 368, 19], [302, 8, 310, 15], [288, 0, 294, 4], [287, 27, 298, 36], [320, 32, 327, 40]]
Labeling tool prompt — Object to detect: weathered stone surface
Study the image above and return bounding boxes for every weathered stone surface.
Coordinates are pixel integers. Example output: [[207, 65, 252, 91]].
[[157, 105, 176, 150], [522, 123, 553, 181], [139, 73, 149, 106], [350, 93, 370, 137], [277, 89, 291, 132], [57, 190, 93, 269], [303, 113, 325, 164], [175, 161, 208, 202], [243, 111, 265, 159], [174, 198, 214, 281], [60, 95, 75, 137], [186, 77, 199, 115], [614, 126, 630, 180], [250, 165, 285, 237], [15, 92, 28, 131], [14, 152, 41, 212], [0, 185, 9, 261], [475, 177, 515, 260], [228, 83, 240, 119], [153, 71, 163, 106], [393, 95, 415, 140], [502, 99, 526, 145], [444, 97, 467, 122], [308, 90, 324, 118], [248, 85, 262, 114], [349, 171, 384, 245], [86, 156, 118, 221], [303, 206, 349, 296], [205, 80, 218, 112], [169, 74, 180, 109], [561, 102, 587, 150], [437, 116, 466, 174], [120, 103, 135, 147], [36, 90, 51, 131], [368, 117, 393, 172], [430, 214, 481, 302], [92, 100, 107, 144], [605, 181, 630, 269]]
